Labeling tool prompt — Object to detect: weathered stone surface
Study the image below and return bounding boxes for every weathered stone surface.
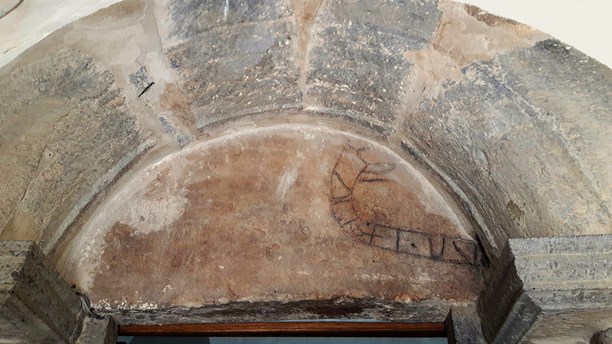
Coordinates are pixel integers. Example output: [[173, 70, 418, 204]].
[[129, 66, 155, 96], [99, 297, 456, 325], [478, 236, 612, 343], [592, 328, 612, 344], [168, 0, 292, 39], [446, 305, 486, 344], [0, 0, 610, 339], [403, 39, 612, 254], [511, 236, 611, 293], [0, 241, 84, 343], [77, 317, 118, 344], [166, 0, 301, 128], [55, 124, 482, 323], [516, 236, 612, 343], [524, 309, 612, 344], [306, 0, 440, 130], [497, 39, 612, 212], [0, 48, 149, 253]]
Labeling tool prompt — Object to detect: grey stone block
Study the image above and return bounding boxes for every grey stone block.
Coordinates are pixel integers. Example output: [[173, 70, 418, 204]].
[[77, 317, 118, 344], [0, 240, 84, 343], [446, 305, 486, 344], [478, 235, 612, 343], [169, 0, 292, 39], [167, 20, 302, 128], [511, 235, 612, 293], [498, 40, 611, 202], [0, 48, 148, 252], [403, 40, 612, 254], [307, 0, 440, 128]]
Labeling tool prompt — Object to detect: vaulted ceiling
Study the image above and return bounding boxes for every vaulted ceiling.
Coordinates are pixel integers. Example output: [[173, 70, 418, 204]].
[[0, 0, 610, 325]]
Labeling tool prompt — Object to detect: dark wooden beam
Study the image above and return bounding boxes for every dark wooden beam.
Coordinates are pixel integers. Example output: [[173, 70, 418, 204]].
[[119, 322, 446, 337]]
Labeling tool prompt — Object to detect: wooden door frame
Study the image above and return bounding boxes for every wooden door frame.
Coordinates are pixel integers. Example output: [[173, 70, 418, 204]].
[[119, 321, 446, 337]]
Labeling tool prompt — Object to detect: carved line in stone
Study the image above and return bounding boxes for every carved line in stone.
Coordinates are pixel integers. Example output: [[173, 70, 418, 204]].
[[330, 142, 483, 266]]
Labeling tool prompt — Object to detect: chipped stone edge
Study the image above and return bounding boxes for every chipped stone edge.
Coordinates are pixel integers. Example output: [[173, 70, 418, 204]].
[[478, 235, 612, 344], [97, 297, 468, 325]]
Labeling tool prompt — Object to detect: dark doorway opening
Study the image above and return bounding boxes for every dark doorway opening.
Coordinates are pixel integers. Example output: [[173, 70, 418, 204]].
[[118, 321, 447, 343]]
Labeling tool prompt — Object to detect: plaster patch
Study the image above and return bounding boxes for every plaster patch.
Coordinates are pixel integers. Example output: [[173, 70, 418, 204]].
[[277, 165, 299, 201]]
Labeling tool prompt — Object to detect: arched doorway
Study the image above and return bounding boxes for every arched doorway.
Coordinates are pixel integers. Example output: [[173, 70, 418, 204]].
[[54, 123, 484, 325]]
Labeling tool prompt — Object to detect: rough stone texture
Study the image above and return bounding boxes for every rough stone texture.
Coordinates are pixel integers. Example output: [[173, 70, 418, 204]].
[[100, 298, 456, 325], [166, 0, 302, 128], [306, 0, 440, 131], [0, 241, 84, 343], [524, 310, 612, 344], [592, 328, 612, 344], [54, 124, 482, 323], [0, 48, 148, 253], [129, 66, 155, 96], [0, 0, 610, 338], [76, 317, 118, 344], [168, 0, 292, 38], [58, 0, 195, 149], [403, 39, 612, 254], [478, 235, 612, 343], [446, 306, 486, 344]]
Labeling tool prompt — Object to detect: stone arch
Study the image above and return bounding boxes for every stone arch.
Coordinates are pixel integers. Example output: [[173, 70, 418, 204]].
[[50, 122, 484, 323], [0, 0, 610, 341]]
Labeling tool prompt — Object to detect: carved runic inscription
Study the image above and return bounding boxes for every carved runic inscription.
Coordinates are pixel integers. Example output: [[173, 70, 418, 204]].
[[330, 143, 484, 266]]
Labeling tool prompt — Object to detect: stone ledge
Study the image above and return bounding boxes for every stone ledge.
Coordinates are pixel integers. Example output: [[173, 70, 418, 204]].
[[0, 240, 85, 343], [512, 235, 612, 291], [98, 297, 460, 325], [478, 235, 612, 343]]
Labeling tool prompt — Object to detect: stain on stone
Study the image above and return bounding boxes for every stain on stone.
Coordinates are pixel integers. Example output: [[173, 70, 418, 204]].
[[506, 200, 524, 221], [176, 134, 192, 148], [158, 116, 176, 135], [60, 125, 482, 314], [463, 4, 520, 27], [159, 83, 193, 127], [330, 142, 484, 266]]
